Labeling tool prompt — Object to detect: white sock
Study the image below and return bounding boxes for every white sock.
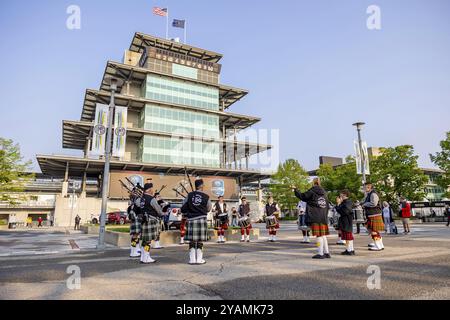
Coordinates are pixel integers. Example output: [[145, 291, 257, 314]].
[[317, 237, 324, 255], [323, 236, 329, 254], [348, 240, 354, 252]]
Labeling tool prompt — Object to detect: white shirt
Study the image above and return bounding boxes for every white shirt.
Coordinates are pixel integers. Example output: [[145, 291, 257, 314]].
[[297, 201, 306, 215], [382, 207, 391, 218]]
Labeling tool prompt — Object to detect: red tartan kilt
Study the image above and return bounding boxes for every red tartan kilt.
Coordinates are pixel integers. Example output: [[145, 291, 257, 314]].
[[310, 223, 329, 237], [366, 215, 385, 232], [340, 230, 354, 240], [220, 223, 228, 230], [241, 224, 252, 230]]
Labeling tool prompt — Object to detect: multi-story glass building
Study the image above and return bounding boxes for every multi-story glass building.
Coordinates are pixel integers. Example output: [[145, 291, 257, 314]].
[[35, 33, 272, 226]]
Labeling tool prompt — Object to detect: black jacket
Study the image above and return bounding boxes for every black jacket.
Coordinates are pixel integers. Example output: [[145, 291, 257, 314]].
[[294, 186, 329, 225], [336, 199, 354, 233]]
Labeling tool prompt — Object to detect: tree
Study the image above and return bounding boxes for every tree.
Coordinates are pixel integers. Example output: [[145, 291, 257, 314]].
[[370, 145, 428, 207], [317, 156, 364, 203], [269, 159, 310, 213], [430, 131, 450, 198], [0, 138, 34, 205]]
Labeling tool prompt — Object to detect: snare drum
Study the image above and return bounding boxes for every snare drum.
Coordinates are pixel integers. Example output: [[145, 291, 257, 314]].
[[265, 215, 278, 228], [238, 216, 251, 228], [218, 213, 229, 224]]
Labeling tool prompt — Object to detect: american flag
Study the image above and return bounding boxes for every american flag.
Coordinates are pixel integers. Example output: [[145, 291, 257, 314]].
[[152, 7, 168, 17]]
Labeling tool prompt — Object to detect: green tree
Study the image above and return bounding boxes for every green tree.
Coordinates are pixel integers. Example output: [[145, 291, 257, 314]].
[[0, 138, 34, 205], [430, 131, 450, 198], [317, 156, 364, 203], [370, 145, 428, 207], [269, 159, 310, 213]]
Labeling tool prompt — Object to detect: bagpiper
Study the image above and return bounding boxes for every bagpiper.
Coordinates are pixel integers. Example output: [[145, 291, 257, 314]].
[[362, 182, 385, 251], [140, 183, 165, 264], [265, 196, 280, 242], [213, 196, 229, 243], [238, 197, 252, 242], [128, 188, 143, 258], [335, 190, 355, 255], [153, 192, 170, 249], [181, 179, 212, 265], [293, 178, 331, 259]]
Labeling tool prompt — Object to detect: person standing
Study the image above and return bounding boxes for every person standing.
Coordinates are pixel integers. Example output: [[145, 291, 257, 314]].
[[336, 190, 355, 255], [213, 196, 229, 243], [400, 197, 411, 234], [37, 216, 43, 228], [362, 182, 385, 251], [231, 207, 238, 227], [74, 215, 81, 230], [181, 179, 212, 265], [297, 200, 310, 243], [140, 183, 165, 264], [27, 216, 32, 228], [238, 197, 252, 242], [265, 196, 280, 242], [445, 205, 450, 227], [382, 201, 393, 234], [293, 178, 331, 259], [353, 201, 364, 234], [128, 190, 143, 258]]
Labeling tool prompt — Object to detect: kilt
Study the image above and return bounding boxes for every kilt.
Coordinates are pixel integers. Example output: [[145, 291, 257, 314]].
[[310, 223, 329, 237], [340, 230, 354, 241], [185, 217, 209, 242], [214, 219, 229, 230], [366, 215, 385, 232], [141, 217, 161, 243], [129, 218, 142, 235]]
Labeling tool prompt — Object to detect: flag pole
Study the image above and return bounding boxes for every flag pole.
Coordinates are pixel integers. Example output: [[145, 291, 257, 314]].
[[184, 20, 187, 44], [166, 8, 169, 39]]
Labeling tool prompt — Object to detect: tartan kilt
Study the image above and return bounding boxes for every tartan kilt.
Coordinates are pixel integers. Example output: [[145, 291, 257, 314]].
[[129, 218, 142, 235], [141, 217, 161, 243], [310, 223, 330, 237], [341, 230, 354, 241], [214, 219, 229, 230], [185, 217, 209, 242], [366, 215, 385, 232]]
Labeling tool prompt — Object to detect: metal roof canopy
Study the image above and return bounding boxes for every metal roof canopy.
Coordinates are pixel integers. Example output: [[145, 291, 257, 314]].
[[80, 89, 259, 131], [37, 155, 272, 184], [130, 32, 223, 63], [62, 120, 272, 158], [99, 62, 248, 109]]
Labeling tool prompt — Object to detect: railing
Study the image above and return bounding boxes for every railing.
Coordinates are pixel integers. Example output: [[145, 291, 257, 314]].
[[0, 200, 56, 208]]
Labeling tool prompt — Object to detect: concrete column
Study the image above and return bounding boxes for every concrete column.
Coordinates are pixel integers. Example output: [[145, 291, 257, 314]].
[[233, 127, 237, 170], [62, 162, 69, 197], [81, 172, 87, 198]]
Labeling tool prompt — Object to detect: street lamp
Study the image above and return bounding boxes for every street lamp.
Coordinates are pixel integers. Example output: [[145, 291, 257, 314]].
[[352, 122, 366, 186], [97, 77, 122, 250]]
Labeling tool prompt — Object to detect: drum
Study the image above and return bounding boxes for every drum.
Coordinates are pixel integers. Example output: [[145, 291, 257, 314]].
[[214, 219, 221, 230], [218, 213, 229, 224], [265, 215, 278, 228], [238, 216, 251, 228]]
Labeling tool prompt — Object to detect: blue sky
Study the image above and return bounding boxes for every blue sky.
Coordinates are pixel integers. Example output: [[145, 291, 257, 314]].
[[0, 0, 449, 172]]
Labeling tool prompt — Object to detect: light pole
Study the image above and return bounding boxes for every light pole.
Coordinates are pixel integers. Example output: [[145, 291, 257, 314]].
[[97, 77, 120, 250], [352, 122, 366, 186]]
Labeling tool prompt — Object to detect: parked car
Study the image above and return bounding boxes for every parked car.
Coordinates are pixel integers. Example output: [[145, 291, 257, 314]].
[[107, 211, 129, 225]]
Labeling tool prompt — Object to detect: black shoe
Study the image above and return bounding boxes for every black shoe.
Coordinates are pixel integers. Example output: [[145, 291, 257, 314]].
[[246, 240, 250, 242], [350, 251, 356, 255], [312, 254, 324, 259], [324, 253, 331, 259], [341, 250, 352, 255]]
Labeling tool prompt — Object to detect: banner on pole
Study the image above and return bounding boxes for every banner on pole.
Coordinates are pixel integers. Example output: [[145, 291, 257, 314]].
[[112, 106, 127, 158], [91, 104, 109, 156], [354, 140, 370, 175]]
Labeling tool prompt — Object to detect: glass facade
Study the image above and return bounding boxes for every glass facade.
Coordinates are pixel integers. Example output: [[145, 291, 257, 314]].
[[141, 104, 220, 139], [172, 64, 198, 79], [143, 74, 219, 111], [139, 135, 220, 167]]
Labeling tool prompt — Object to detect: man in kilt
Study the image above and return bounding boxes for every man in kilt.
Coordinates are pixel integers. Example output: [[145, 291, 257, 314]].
[[213, 196, 229, 243], [293, 178, 331, 259], [238, 197, 252, 242], [362, 182, 385, 251], [335, 190, 355, 256], [128, 191, 143, 258], [265, 196, 280, 242], [140, 183, 165, 264], [181, 179, 212, 265]]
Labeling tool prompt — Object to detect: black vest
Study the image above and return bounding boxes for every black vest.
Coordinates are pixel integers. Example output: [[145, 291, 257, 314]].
[[182, 191, 209, 219], [142, 194, 158, 218], [214, 202, 227, 215], [364, 190, 382, 216], [239, 203, 250, 217], [265, 202, 278, 216]]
